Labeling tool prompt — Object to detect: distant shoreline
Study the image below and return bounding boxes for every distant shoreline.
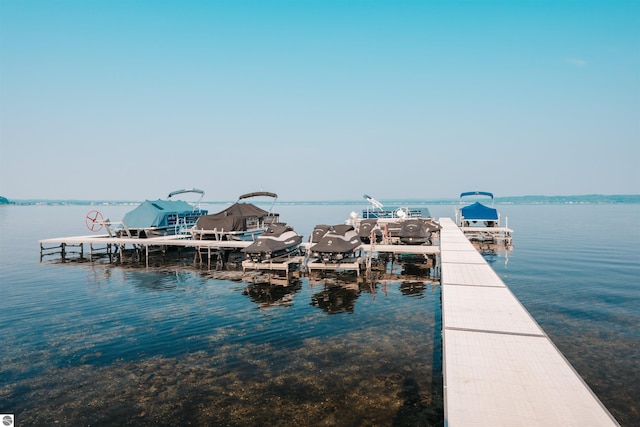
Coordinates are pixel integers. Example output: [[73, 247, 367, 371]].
[[2, 194, 639, 206]]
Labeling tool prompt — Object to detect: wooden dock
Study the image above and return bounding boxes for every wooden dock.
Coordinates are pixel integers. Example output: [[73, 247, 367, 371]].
[[242, 256, 304, 279], [40, 234, 441, 275], [439, 217, 619, 426], [39, 234, 251, 268], [305, 258, 364, 275], [299, 242, 440, 276]]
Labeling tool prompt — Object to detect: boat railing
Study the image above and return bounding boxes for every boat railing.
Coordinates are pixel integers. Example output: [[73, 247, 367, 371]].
[[362, 207, 426, 219]]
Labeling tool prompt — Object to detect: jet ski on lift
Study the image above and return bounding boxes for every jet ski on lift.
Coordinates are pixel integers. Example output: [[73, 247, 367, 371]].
[[242, 224, 303, 262], [398, 218, 441, 245], [309, 224, 361, 263], [356, 219, 382, 244]]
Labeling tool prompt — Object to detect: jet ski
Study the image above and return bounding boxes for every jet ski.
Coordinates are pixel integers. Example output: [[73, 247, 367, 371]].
[[310, 224, 361, 262], [242, 224, 303, 262], [310, 224, 332, 243], [398, 219, 440, 245], [357, 219, 382, 244]]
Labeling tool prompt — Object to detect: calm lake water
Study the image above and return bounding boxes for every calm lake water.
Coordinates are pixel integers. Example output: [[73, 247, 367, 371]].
[[0, 202, 638, 426]]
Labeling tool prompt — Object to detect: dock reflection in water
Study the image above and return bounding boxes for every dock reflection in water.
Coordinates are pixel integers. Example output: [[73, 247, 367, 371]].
[[309, 281, 360, 314], [471, 240, 513, 267], [243, 279, 302, 308]]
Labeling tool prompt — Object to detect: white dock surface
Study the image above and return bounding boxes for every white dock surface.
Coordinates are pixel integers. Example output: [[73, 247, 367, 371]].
[[439, 217, 619, 426]]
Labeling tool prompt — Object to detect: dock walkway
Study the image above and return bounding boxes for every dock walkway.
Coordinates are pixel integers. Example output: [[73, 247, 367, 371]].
[[39, 234, 251, 267], [439, 217, 618, 426]]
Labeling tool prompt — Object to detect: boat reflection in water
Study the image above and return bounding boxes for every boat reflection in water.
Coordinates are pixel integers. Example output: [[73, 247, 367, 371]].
[[310, 281, 360, 314], [242, 279, 302, 308], [470, 240, 513, 267], [124, 269, 203, 292], [307, 273, 438, 315], [398, 281, 428, 297]]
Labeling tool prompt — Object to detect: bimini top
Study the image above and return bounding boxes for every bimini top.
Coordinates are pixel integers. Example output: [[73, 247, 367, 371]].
[[460, 191, 494, 199], [460, 201, 498, 221], [239, 191, 277, 200], [122, 199, 205, 229]]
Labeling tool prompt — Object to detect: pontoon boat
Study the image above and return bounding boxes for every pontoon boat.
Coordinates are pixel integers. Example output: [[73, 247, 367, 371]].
[[457, 191, 499, 227], [192, 191, 280, 241], [116, 188, 207, 238]]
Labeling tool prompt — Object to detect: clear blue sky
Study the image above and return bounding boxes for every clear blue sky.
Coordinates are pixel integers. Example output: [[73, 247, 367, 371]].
[[1, 0, 638, 201]]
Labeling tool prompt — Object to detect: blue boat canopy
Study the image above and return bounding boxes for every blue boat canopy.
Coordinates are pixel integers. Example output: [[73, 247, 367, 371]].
[[460, 201, 498, 221], [460, 191, 494, 199], [123, 199, 204, 229]]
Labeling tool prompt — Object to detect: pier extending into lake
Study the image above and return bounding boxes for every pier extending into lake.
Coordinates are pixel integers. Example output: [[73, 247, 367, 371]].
[[438, 217, 618, 426], [39, 219, 620, 425]]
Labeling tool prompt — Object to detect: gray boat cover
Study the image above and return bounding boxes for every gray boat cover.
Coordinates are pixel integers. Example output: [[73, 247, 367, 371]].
[[357, 219, 378, 238], [194, 202, 270, 231], [311, 224, 331, 243], [399, 219, 433, 244], [242, 224, 302, 254], [423, 219, 441, 232], [311, 225, 360, 254]]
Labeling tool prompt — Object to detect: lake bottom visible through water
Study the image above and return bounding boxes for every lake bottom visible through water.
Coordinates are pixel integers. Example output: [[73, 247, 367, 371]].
[[2, 260, 444, 426]]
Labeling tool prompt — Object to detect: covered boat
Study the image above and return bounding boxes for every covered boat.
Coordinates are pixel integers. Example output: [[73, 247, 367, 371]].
[[456, 191, 513, 245], [458, 191, 499, 227], [398, 219, 440, 245], [242, 224, 303, 262], [191, 191, 280, 241], [356, 219, 382, 244], [117, 189, 207, 238], [310, 224, 361, 263]]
